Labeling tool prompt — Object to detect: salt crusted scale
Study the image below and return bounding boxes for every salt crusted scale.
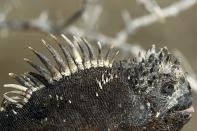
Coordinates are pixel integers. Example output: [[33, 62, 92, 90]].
[[2, 34, 119, 109], [0, 35, 193, 131]]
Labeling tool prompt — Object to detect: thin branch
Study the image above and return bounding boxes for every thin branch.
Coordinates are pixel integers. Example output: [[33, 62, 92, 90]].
[[81, 0, 102, 31], [61, 0, 86, 28], [116, 0, 197, 43], [67, 25, 146, 57], [0, 0, 196, 41]]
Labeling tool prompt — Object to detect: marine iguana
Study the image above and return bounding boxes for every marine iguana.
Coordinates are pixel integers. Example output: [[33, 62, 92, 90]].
[[0, 34, 194, 131]]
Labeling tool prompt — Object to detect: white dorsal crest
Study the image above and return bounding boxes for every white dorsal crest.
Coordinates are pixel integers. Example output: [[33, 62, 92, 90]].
[[2, 34, 118, 108]]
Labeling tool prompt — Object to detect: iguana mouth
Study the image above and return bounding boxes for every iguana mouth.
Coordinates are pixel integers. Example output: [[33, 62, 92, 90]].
[[180, 106, 195, 113], [174, 105, 195, 120], [179, 106, 194, 117]]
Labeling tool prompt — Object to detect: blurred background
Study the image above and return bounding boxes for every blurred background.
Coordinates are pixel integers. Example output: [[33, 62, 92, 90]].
[[0, 0, 196, 130]]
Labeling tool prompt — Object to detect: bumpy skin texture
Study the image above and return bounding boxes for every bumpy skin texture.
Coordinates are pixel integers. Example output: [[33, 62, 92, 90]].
[[0, 40, 193, 131]]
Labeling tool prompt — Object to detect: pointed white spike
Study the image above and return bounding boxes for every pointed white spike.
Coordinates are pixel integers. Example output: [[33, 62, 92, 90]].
[[72, 46, 84, 70], [50, 34, 58, 41], [61, 34, 73, 45], [29, 46, 62, 81], [24, 73, 44, 89], [42, 38, 69, 76], [104, 44, 114, 67], [96, 41, 104, 67], [22, 74, 35, 87], [4, 84, 27, 92], [74, 36, 91, 69], [109, 50, 119, 67], [8, 73, 34, 88], [151, 44, 156, 53], [83, 38, 97, 68], [50, 34, 72, 76], [61, 34, 84, 70], [3, 90, 26, 103], [24, 58, 53, 82], [137, 51, 143, 62], [3, 95, 18, 104], [57, 42, 77, 74]]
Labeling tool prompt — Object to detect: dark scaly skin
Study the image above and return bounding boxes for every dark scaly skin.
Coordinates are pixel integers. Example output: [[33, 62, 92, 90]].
[[0, 47, 193, 131]]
